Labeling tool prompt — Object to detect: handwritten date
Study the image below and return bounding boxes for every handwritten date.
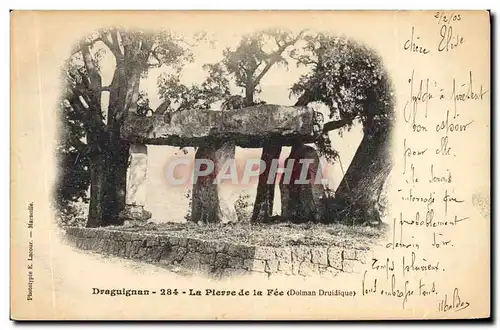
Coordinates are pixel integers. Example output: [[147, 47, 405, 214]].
[[434, 12, 462, 25]]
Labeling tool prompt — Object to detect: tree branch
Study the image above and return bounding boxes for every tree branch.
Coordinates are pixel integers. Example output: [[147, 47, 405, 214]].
[[67, 88, 107, 135], [99, 31, 123, 60], [79, 42, 101, 85], [70, 36, 101, 55], [253, 30, 306, 87], [78, 40, 104, 110], [289, 52, 318, 66], [68, 135, 88, 153], [294, 92, 311, 107], [273, 34, 284, 49], [253, 57, 278, 87], [111, 29, 121, 50], [149, 47, 162, 66], [322, 117, 354, 133]]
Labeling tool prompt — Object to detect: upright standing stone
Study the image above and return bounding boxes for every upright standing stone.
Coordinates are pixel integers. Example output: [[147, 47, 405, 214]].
[[251, 142, 282, 223], [119, 143, 152, 225], [280, 142, 327, 223], [191, 141, 237, 224], [216, 143, 239, 224], [279, 144, 300, 220]]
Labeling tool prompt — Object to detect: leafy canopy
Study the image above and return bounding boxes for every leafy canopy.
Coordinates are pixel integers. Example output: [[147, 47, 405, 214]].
[[56, 28, 196, 218], [155, 28, 304, 111], [291, 34, 394, 135]]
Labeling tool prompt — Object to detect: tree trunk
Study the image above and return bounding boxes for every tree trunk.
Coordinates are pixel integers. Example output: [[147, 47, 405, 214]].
[[85, 128, 130, 227], [87, 148, 107, 228], [251, 142, 282, 223], [244, 86, 254, 107], [109, 63, 142, 219], [334, 129, 392, 225], [103, 128, 129, 226], [85, 60, 141, 227], [85, 130, 111, 227]]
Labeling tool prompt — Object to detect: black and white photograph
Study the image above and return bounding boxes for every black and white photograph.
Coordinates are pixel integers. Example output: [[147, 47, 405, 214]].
[[10, 10, 491, 320]]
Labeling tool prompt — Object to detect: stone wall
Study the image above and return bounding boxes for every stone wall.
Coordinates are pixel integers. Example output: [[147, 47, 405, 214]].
[[64, 227, 371, 279]]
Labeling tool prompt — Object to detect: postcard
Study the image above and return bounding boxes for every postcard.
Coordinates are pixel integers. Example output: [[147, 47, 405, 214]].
[[10, 10, 490, 320]]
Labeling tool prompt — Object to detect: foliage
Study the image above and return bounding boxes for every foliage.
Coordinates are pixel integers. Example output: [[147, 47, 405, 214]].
[[54, 200, 88, 227], [290, 34, 395, 159], [118, 221, 386, 248], [137, 90, 153, 115], [234, 192, 252, 223], [56, 28, 195, 224], [156, 64, 230, 111], [184, 189, 193, 222], [222, 28, 304, 104], [315, 132, 338, 162], [57, 28, 395, 226], [222, 31, 285, 91], [98, 28, 194, 74], [54, 97, 90, 208], [201, 63, 232, 102], [156, 29, 304, 111]]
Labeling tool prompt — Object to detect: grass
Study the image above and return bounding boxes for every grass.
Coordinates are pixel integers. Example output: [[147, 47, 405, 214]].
[[103, 221, 388, 249]]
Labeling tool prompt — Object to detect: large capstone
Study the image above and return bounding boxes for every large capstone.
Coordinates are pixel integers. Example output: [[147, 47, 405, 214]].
[[121, 104, 320, 148]]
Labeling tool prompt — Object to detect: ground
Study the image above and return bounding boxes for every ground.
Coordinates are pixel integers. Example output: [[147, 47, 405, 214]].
[[103, 221, 388, 249]]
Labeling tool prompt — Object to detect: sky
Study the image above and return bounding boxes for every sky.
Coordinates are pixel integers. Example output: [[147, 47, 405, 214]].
[[94, 31, 363, 222]]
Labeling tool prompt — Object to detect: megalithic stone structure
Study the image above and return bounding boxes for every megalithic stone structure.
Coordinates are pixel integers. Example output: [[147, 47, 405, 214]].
[[118, 143, 152, 225], [191, 141, 237, 224], [251, 142, 282, 223], [280, 142, 327, 223], [120, 104, 323, 224], [121, 104, 318, 148]]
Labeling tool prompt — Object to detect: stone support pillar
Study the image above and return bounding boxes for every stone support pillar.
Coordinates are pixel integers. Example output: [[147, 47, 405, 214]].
[[280, 143, 327, 223], [119, 143, 152, 225], [191, 141, 237, 224], [251, 143, 282, 223]]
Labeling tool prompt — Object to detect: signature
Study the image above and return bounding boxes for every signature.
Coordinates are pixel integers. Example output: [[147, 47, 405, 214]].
[[437, 288, 470, 312]]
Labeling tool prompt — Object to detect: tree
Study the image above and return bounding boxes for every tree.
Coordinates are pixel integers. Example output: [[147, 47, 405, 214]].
[[220, 28, 306, 223], [290, 34, 395, 224], [156, 62, 231, 112], [155, 49, 238, 225], [222, 28, 305, 106], [61, 28, 192, 227], [155, 28, 306, 224], [54, 98, 90, 225]]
